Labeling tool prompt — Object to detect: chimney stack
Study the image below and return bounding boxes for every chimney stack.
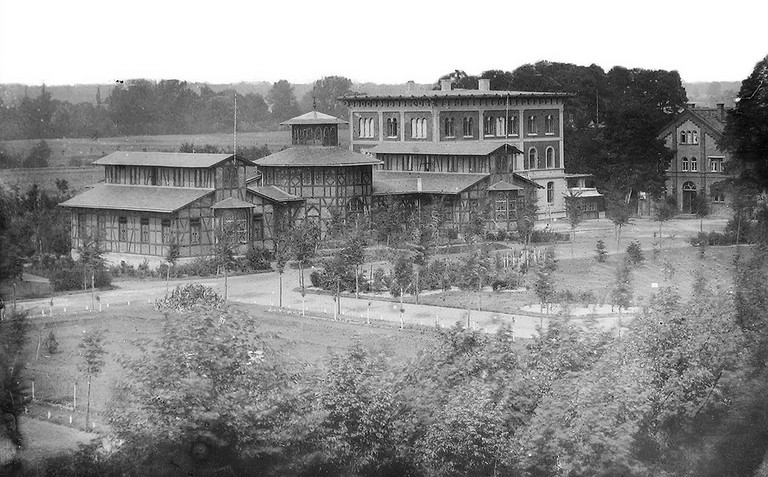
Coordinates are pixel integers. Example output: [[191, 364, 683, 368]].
[[406, 80, 415, 93], [440, 79, 452, 91], [478, 78, 491, 91], [716, 103, 725, 120]]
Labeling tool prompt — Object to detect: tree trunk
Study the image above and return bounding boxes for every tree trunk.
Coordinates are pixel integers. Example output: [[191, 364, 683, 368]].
[[279, 272, 283, 308], [224, 268, 228, 301], [85, 378, 91, 431]]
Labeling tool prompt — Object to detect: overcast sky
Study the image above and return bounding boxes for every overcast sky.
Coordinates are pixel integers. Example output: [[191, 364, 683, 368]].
[[1, 0, 766, 86]]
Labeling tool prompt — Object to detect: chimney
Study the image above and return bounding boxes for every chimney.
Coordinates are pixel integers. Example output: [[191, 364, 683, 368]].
[[716, 103, 725, 120], [416, 176, 422, 193], [440, 79, 452, 91], [406, 80, 415, 93], [478, 78, 491, 91]]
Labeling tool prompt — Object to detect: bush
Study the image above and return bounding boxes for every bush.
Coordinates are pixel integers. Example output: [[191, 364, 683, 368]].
[[44, 330, 58, 354], [595, 239, 608, 262], [246, 247, 273, 271], [529, 229, 570, 244], [154, 284, 224, 312], [625, 241, 645, 266], [51, 266, 111, 291], [175, 257, 218, 277]]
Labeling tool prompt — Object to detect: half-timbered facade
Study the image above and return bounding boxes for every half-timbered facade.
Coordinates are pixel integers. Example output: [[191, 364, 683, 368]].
[[253, 111, 381, 234], [341, 79, 567, 230], [60, 152, 304, 265]]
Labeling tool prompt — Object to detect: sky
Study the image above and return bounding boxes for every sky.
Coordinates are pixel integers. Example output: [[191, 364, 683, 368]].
[[1, 0, 767, 86]]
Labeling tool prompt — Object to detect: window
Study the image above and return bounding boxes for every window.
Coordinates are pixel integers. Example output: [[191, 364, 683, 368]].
[[484, 116, 495, 136], [682, 157, 689, 171], [713, 193, 725, 203], [252, 215, 264, 240], [140, 217, 150, 243], [402, 155, 413, 171], [386, 118, 398, 138], [546, 147, 555, 168], [527, 115, 538, 135], [496, 117, 506, 136], [710, 157, 723, 173], [547, 182, 555, 204], [690, 156, 698, 172], [223, 166, 238, 189], [462, 117, 473, 137], [495, 155, 507, 173], [97, 215, 106, 240], [237, 210, 248, 244], [692, 130, 699, 144], [447, 155, 457, 172], [444, 117, 455, 137], [545, 114, 555, 134], [420, 156, 432, 171], [161, 219, 171, 244], [190, 218, 201, 245], [411, 118, 427, 139], [118, 216, 128, 241], [77, 213, 86, 238], [680, 131, 687, 143], [359, 117, 375, 138], [508, 115, 519, 136], [527, 148, 537, 170]]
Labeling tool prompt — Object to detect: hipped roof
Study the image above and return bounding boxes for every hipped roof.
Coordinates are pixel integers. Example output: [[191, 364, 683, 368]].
[[247, 185, 303, 203], [254, 147, 381, 167], [280, 111, 347, 125], [373, 171, 488, 196], [93, 151, 250, 168], [59, 184, 214, 213], [368, 142, 523, 156]]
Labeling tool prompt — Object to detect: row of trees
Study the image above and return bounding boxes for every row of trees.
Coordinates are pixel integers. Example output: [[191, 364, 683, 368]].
[[0, 77, 356, 141]]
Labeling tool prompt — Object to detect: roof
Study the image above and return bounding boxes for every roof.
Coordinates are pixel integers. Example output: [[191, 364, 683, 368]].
[[59, 184, 214, 213], [254, 147, 381, 167], [342, 89, 571, 101], [488, 181, 523, 192], [566, 187, 603, 198], [658, 107, 727, 140], [373, 171, 488, 196], [368, 142, 523, 156], [247, 185, 303, 203], [564, 173, 593, 179], [211, 197, 255, 209], [281, 111, 347, 125], [93, 151, 250, 168]]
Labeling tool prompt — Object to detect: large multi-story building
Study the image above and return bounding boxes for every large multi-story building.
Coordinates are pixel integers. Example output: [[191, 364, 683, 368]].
[[341, 79, 572, 228], [659, 103, 732, 214]]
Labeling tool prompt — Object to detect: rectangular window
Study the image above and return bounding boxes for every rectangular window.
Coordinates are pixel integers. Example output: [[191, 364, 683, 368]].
[[448, 156, 457, 172], [97, 215, 106, 240], [252, 215, 264, 240], [77, 213, 86, 238], [161, 219, 171, 244], [710, 158, 723, 173], [420, 156, 431, 172], [140, 217, 150, 243], [527, 116, 538, 135], [118, 217, 128, 241], [190, 218, 201, 245], [508, 116, 519, 136], [237, 211, 248, 244], [484, 116, 495, 136], [495, 117, 506, 137], [545, 114, 555, 134]]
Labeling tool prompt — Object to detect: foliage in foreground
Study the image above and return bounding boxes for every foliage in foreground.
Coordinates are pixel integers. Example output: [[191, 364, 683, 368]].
[[154, 283, 224, 312]]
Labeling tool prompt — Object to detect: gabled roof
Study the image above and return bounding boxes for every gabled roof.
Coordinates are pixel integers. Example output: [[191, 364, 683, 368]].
[[247, 185, 303, 203], [373, 171, 488, 196], [281, 111, 347, 125], [368, 142, 523, 156], [254, 147, 381, 167], [93, 151, 251, 168], [488, 181, 523, 191], [658, 107, 727, 140], [59, 184, 214, 213], [211, 197, 255, 209]]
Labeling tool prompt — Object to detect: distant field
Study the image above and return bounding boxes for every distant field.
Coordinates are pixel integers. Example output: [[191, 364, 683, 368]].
[[1, 130, 303, 168]]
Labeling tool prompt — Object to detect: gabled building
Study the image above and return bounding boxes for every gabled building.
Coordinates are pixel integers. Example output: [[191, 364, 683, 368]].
[[340, 79, 571, 230], [658, 103, 732, 214]]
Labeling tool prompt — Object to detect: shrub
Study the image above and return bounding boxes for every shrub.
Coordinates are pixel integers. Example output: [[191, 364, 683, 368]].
[[51, 266, 111, 291], [595, 239, 608, 262], [625, 241, 645, 266], [310, 270, 322, 288], [154, 284, 224, 312], [246, 247, 273, 271], [44, 330, 58, 354], [529, 229, 570, 244]]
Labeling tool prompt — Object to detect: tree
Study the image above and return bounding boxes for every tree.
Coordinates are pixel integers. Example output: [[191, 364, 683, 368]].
[[694, 193, 710, 232], [164, 240, 180, 294], [267, 80, 301, 124], [0, 310, 30, 462], [720, 54, 768, 241], [340, 233, 366, 299], [22, 140, 51, 168], [214, 234, 236, 301], [289, 221, 320, 297], [78, 330, 106, 431], [301, 76, 353, 119], [517, 188, 539, 247], [564, 190, 584, 257], [654, 195, 677, 250], [595, 239, 608, 262], [605, 188, 632, 252], [434, 70, 478, 90], [611, 260, 633, 313], [77, 234, 105, 291]]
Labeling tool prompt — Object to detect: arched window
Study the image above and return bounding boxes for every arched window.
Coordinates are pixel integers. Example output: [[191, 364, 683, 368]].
[[692, 130, 699, 144], [463, 117, 473, 137], [387, 118, 399, 138], [547, 182, 555, 203], [690, 156, 698, 172], [444, 117, 455, 137], [508, 115, 518, 136], [528, 147, 537, 170], [683, 181, 697, 191], [680, 131, 687, 143], [496, 117, 506, 136], [545, 114, 555, 134], [527, 115, 538, 135], [682, 157, 689, 171], [546, 147, 555, 168]]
